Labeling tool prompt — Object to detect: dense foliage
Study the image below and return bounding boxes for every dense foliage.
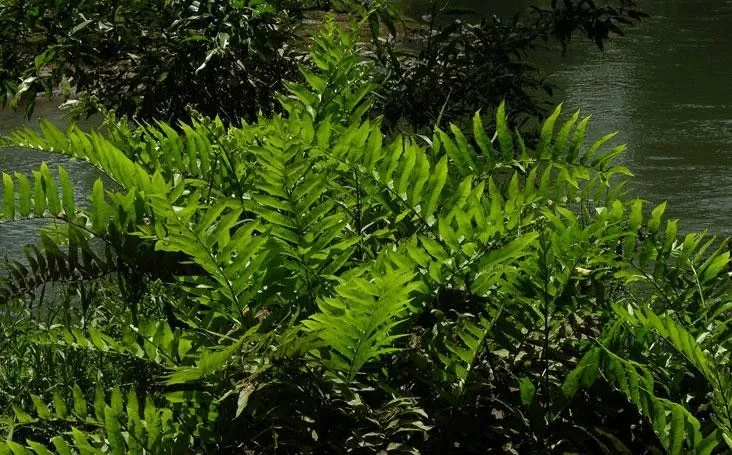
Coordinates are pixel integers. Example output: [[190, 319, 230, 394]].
[[371, 0, 646, 129], [0, 0, 300, 123], [0, 21, 730, 454], [0, 0, 644, 128]]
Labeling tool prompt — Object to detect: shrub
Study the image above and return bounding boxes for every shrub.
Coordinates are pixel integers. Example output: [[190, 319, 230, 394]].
[[0, 0, 299, 123], [1, 0, 645, 132], [369, 0, 646, 130]]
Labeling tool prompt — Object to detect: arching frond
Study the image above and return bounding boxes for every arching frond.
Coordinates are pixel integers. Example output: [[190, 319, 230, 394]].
[[302, 258, 419, 381]]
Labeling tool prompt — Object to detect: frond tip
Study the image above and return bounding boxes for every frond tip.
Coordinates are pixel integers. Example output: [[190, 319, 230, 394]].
[[303, 262, 418, 380]]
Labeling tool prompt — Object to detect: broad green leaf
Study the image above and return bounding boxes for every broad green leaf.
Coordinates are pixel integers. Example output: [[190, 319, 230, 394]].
[[700, 252, 729, 283], [423, 157, 448, 217], [397, 143, 417, 196], [518, 377, 536, 407], [40, 162, 61, 215], [31, 394, 52, 419], [472, 111, 495, 162], [562, 347, 601, 398], [648, 202, 667, 234], [448, 124, 477, 172], [145, 397, 162, 450], [53, 390, 68, 419], [32, 170, 45, 216], [722, 432, 732, 450], [70, 427, 96, 453], [51, 437, 73, 455], [537, 104, 562, 159], [11, 405, 34, 423], [104, 406, 125, 455], [110, 386, 123, 416], [581, 132, 617, 166], [127, 390, 142, 454], [568, 115, 591, 162], [73, 384, 88, 419], [15, 173, 31, 217], [669, 404, 685, 455], [26, 442, 53, 455], [94, 383, 106, 422], [58, 166, 75, 216], [629, 199, 643, 232], [495, 101, 513, 160], [91, 179, 108, 232], [2, 172, 14, 219], [4, 441, 29, 455], [694, 430, 720, 455], [554, 110, 580, 160]]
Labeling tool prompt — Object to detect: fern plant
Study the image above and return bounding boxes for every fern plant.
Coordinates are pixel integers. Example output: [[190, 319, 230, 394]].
[[0, 17, 729, 454]]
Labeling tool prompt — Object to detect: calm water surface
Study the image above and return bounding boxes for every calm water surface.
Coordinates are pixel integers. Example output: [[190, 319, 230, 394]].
[[420, 0, 732, 234], [1, 0, 730, 261], [0, 100, 100, 260], [541, 0, 732, 235]]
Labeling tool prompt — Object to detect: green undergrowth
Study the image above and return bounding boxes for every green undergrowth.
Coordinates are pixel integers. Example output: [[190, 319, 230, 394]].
[[0, 19, 729, 454]]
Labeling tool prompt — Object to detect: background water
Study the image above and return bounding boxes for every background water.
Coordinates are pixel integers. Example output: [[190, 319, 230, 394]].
[[538, 0, 732, 235], [1, 0, 730, 262], [414, 0, 732, 235], [0, 100, 100, 261]]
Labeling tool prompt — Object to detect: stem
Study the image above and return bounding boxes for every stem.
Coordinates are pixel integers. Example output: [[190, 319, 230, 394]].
[[540, 235, 551, 414]]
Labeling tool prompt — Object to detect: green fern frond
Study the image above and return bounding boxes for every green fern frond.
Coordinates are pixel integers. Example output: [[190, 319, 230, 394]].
[[7, 121, 164, 195], [282, 16, 376, 124], [149, 196, 272, 318], [564, 341, 721, 455], [302, 259, 419, 381], [1, 163, 75, 222], [0, 229, 113, 302], [602, 348, 720, 455], [614, 304, 732, 443], [1, 386, 184, 455], [245, 114, 357, 291], [436, 302, 504, 397], [164, 325, 260, 385]]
